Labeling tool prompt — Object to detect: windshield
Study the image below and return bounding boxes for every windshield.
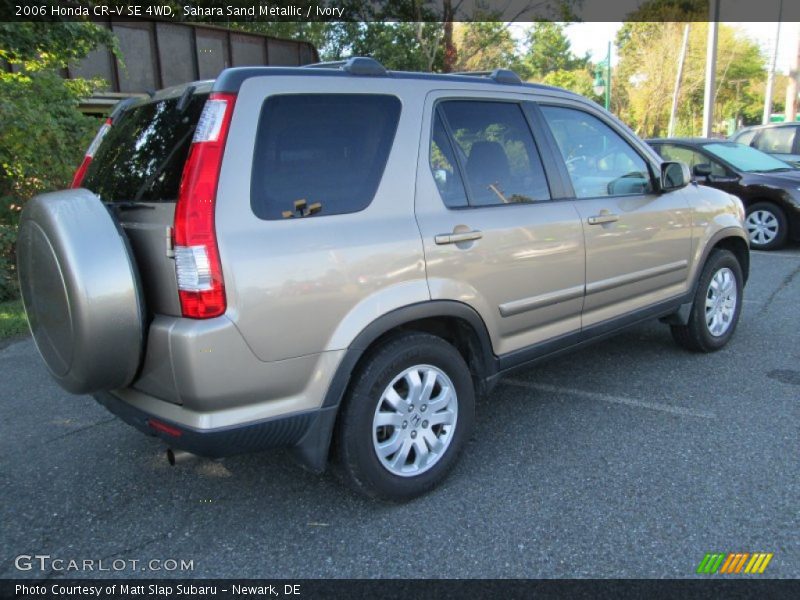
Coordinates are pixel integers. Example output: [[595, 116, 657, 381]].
[[704, 143, 793, 173]]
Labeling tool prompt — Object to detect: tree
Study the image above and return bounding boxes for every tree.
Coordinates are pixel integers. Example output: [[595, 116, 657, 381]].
[[0, 23, 114, 300], [517, 22, 588, 80], [541, 68, 598, 99], [452, 22, 517, 72], [615, 21, 765, 137]]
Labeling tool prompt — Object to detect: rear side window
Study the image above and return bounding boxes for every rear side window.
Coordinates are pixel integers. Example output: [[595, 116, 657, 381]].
[[436, 100, 551, 207], [733, 129, 757, 146], [430, 111, 468, 208], [250, 94, 401, 220], [82, 93, 208, 203]]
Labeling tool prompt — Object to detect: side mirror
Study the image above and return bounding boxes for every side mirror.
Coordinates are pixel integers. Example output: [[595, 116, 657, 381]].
[[693, 163, 712, 177], [660, 161, 691, 191]]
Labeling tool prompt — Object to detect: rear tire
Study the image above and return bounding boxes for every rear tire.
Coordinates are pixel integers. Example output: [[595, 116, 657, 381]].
[[671, 249, 743, 353], [745, 201, 788, 250], [334, 332, 475, 501]]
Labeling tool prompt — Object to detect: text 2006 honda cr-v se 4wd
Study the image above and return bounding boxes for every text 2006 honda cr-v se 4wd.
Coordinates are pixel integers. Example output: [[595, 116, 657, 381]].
[[18, 58, 749, 500]]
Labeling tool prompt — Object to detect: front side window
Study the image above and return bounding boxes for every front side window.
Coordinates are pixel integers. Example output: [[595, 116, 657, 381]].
[[655, 144, 727, 177], [250, 94, 401, 220], [540, 105, 653, 198], [434, 101, 551, 207], [755, 127, 795, 154]]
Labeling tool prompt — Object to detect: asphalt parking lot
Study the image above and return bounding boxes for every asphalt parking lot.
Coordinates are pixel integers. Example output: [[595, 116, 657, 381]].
[[1, 246, 798, 580]]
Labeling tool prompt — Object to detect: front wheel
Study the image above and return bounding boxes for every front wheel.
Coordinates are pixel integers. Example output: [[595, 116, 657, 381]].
[[671, 249, 743, 352], [334, 332, 475, 501]]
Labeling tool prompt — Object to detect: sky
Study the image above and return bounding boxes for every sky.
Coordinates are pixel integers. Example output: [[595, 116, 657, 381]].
[[510, 22, 799, 74]]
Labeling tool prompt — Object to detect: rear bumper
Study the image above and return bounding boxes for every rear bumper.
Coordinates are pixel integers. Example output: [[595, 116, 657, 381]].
[[133, 314, 344, 417], [93, 391, 337, 472]]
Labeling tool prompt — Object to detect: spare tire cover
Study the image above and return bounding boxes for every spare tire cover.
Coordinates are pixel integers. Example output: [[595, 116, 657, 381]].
[[16, 189, 145, 394]]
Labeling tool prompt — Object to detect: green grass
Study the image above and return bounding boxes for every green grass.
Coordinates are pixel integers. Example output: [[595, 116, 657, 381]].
[[0, 299, 29, 339]]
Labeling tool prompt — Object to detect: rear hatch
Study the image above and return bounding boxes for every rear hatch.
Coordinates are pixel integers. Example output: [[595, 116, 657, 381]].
[[80, 82, 212, 317]]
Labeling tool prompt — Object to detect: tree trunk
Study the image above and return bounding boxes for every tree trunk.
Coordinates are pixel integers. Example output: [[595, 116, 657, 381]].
[[443, 0, 456, 73]]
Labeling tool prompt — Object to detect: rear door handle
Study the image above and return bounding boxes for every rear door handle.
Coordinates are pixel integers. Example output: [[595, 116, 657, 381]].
[[434, 230, 483, 245], [587, 213, 619, 225]]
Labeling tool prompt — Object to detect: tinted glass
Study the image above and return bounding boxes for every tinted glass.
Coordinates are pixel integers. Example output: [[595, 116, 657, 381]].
[[83, 93, 208, 203], [250, 94, 401, 220], [439, 101, 550, 206], [705, 143, 793, 172], [541, 106, 652, 198], [733, 129, 757, 146], [655, 144, 727, 177], [429, 111, 468, 208], [755, 127, 795, 154]]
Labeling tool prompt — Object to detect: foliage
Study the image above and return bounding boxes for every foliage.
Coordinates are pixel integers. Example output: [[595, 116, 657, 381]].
[[517, 22, 589, 80], [0, 23, 113, 300], [0, 299, 27, 339], [0, 22, 114, 70], [541, 68, 600, 101], [452, 22, 517, 72], [615, 21, 765, 137]]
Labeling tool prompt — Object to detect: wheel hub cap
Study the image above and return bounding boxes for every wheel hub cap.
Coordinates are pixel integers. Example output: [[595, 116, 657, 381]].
[[372, 365, 458, 477], [705, 267, 737, 337], [745, 210, 778, 245]]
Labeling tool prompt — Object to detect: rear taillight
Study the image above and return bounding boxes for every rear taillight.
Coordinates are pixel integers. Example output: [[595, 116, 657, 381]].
[[70, 117, 112, 188], [173, 92, 236, 319]]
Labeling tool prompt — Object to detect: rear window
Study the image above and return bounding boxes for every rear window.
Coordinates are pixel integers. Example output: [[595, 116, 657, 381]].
[[250, 94, 401, 220], [82, 92, 208, 203]]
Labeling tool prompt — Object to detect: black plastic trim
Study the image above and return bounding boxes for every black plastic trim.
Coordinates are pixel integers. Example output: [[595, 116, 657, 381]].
[[698, 227, 750, 283], [496, 293, 691, 372], [94, 391, 320, 461], [320, 300, 496, 410]]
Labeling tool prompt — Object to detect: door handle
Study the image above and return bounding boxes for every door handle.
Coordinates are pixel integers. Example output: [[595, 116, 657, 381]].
[[434, 230, 483, 245], [587, 213, 619, 225]]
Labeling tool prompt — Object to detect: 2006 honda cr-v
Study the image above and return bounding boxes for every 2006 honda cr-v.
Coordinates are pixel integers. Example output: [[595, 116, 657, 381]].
[[17, 58, 749, 500]]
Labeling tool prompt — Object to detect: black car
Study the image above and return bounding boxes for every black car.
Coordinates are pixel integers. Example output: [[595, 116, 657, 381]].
[[648, 138, 800, 250]]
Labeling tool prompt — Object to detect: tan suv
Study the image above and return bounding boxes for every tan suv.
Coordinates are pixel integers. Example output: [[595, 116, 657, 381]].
[[17, 58, 749, 500]]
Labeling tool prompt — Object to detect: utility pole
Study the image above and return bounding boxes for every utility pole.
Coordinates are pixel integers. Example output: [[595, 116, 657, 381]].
[[702, 0, 720, 137], [605, 41, 611, 112], [668, 24, 690, 137], [763, 1, 783, 124], [786, 23, 800, 122]]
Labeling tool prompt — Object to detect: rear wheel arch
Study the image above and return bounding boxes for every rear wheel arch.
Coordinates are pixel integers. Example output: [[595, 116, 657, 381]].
[[289, 302, 495, 474], [324, 301, 496, 411]]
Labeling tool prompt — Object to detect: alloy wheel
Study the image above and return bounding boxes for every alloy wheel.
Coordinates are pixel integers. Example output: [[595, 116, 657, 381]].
[[372, 364, 458, 477], [705, 267, 738, 337]]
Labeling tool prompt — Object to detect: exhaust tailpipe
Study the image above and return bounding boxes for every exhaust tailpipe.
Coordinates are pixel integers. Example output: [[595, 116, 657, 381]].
[[166, 448, 196, 466]]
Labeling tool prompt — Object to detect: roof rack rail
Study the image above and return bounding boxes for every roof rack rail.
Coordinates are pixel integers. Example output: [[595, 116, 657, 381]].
[[302, 57, 387, 76], [451, 69, 523, 85], [302, 60, 348, 69]]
